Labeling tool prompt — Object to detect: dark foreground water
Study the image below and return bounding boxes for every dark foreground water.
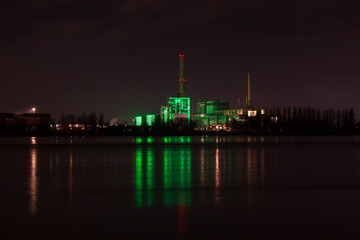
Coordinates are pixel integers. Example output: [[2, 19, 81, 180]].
[[1, 136, 360, 239]]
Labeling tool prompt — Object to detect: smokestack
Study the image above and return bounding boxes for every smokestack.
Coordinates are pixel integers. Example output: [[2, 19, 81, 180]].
[[179, 53, 186, 97], [247, 72, 251, 107]]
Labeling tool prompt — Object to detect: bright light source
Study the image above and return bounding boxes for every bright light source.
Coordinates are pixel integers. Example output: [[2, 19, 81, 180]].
[[248, 110, 257, 117], [31, 107, 36, 113]]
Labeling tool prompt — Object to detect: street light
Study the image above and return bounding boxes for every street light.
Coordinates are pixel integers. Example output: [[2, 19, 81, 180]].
[[32, 107, 36, 114]]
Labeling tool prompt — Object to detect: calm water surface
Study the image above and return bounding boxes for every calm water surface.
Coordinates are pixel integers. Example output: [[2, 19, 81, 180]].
[[1, 136, 360, 239]]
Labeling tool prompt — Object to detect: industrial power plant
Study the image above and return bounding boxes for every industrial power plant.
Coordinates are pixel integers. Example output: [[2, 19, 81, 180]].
[[0, 53, 357, 136], [133, 54, 265, 130]]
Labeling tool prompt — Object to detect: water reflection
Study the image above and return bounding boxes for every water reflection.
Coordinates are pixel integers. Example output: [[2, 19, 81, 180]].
[[215, 147, 220, 203], [245, 146, 266, 205], [134, 141, 192, 208], [163, 136, 191, 144], [29, 147, 38, 215], [146, 147, 155, 206], [134, 146, 156, 207], [133, 137, 270, 208], [200, 147, 205, 187], [131, 137, 267, 222], [135, 146, 143, 207], [261, 148, 265, 185], [163, 146, 192, 207], [134, 136, 192, 144], [69, 151, 73, 208], [247, 148, 257, 186], [246, 147, 266, 187]]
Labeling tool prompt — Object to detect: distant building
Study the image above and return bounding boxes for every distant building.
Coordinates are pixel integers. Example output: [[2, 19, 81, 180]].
[[168, 97, 191, 125], [134, 114, 160, 127], [196, 99, 230, 116], [132, 54, 267, 131], [135, 54, 192, 127], [161, 54, 191, 126], [0, 112, 51, 136], [194, 99, 229, 127], [194, 73, 265, 129]]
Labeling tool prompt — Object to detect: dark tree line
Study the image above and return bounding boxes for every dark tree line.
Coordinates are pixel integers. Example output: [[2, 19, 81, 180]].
[[55, 112, 105, 135], [58, 112, 104, 127], [265, 106, 356, 135]]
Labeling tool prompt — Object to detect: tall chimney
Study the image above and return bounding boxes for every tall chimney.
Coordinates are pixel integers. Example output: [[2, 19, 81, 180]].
[[179, 54, 186, 97], [247, 72, 251, 107]]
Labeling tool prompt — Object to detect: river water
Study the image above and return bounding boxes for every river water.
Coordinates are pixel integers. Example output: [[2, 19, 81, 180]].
[[1, 136, 360, 239]]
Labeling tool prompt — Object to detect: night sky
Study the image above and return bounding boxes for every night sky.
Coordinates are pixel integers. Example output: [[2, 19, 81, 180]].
[[1, 0, 359, 121]]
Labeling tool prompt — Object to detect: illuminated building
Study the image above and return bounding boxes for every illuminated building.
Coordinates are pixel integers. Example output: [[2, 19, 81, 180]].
[[146, 114, 156, 126], [194, 73, 265, 128], [159, 54, 191, 126], [168, 97, 191, 125], [160, 105, 169, 125], [135, 116, 143, 127], [196, 99, 229, 116], [134, 114, 160, 127], [133, 54, 191, 127], [132, 55, 268, 130]]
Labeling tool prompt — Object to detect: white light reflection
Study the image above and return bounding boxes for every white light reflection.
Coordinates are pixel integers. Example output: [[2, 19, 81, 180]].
[[261, 148, 265, 185], [29, 148, 38, 215], [49, 153, 53, 175], [69, 151, 73, 208], [246, 148, 257, 186]]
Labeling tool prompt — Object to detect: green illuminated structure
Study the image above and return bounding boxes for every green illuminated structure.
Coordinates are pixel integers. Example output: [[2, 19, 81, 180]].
[[135, 116, 143, 127], [134, 114, 160, 127], [197, 99, 229, 116], [160, 105, 169, 125], [168, 97, 191, 125], [146, 114, 155, 126], [134, 54, 192, 127]]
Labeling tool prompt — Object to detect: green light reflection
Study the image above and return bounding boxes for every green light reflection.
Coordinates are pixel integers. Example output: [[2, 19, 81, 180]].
[[135, 146, 143, 207], [146, 146, 155, 206], [163, 145, 192, 207], [146, 136, 154, 144], [163, 136, 191, 144], [135, 145, 156, 207], [134, 138, 193, 208]]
